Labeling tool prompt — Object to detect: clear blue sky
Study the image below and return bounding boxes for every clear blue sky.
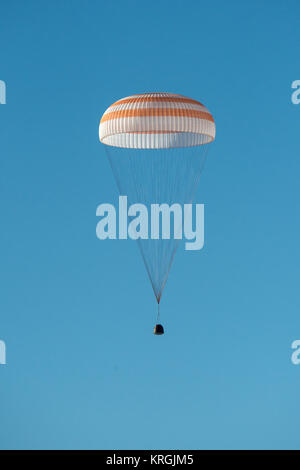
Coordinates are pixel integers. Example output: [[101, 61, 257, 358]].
[[1, 0, 300, 450]]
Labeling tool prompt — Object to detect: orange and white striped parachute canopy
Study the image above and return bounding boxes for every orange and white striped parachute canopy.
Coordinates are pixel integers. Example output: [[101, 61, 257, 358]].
[[99, 93, 215, 149]]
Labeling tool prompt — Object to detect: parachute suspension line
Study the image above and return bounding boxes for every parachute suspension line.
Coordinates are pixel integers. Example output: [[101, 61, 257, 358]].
[[156, 302, 160, 323], [105, 142, 212, 306], [105, 146, 123, 194], [106, 145, 167, 303], [154, 143, 211, 302], [137, 236, 160, 301], [188, 144, 210, 204]]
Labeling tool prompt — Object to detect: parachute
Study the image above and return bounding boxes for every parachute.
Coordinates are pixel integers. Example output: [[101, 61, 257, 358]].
[[99, 93, 215, 331]]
